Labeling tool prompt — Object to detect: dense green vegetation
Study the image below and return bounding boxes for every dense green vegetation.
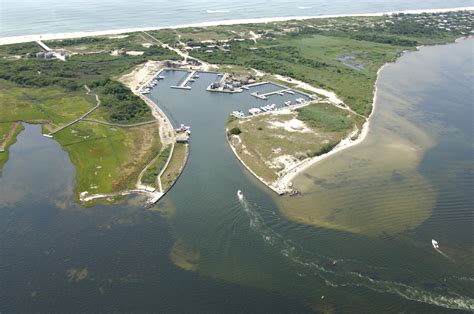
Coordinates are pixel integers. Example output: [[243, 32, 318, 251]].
[[145, 30, 179, 46], [0, 122, 24, 173], [0, 80, 162, 196], [297, 103, 355, 132], [185, 14, 463, 116], [161, 143, 188, 191], [0, 42, 38, 57], [313, 140, 340, 157], [45, 34, 183, 61], [229, 127, 242, 135], [0, 80, 96, 125], [142, 146, 171, 186], [0, 35, 181, 123], [190, 36, 405, 116], [91, 79, 153, 123]]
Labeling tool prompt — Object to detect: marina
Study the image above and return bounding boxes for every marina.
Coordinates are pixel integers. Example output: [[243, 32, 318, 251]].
[[145, 69, 314, 120]]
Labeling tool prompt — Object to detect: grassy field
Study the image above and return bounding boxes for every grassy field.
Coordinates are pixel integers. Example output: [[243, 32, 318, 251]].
[[161, 143, 188, 191], [0, 122, 24, 173], [0, 80, 95, 126], [297, 102, 364, 131], [0, 80, 162, 199], [227, 104, 360, 183], [0, 122, 16, 140], [55, 122, 161, 196]]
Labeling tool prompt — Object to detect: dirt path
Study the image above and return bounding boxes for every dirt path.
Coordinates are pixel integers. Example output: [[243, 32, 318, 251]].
[[142, 31, 215, 71], [274, 74, 366, 118], [119, 61, 178, 195], [0, 122, 20, 152], [80, 119, 157, 128]]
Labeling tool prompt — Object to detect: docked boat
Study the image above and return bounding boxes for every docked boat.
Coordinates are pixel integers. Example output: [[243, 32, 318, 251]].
[[432, 239, 439, 249], [249, 108, 262, 115]]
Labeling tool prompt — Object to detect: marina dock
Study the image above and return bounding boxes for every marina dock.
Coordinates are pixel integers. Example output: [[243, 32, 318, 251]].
[[251, 89, 294, 100], [170, 70, 196, 90]]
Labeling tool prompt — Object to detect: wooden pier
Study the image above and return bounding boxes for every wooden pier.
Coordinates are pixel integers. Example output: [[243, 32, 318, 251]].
[[170, 70, 196, 90]]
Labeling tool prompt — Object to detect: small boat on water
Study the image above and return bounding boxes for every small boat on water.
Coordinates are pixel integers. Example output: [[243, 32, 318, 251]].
[[237, 190, 243, 200], [432, 239, 439, 249]]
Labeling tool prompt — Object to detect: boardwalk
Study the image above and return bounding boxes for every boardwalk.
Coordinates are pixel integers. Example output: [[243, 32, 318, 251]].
[[46, 86, 100, 136], [36, 40, 66, 61]]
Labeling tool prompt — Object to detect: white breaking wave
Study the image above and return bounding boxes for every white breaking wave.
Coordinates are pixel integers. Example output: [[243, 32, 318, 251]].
[[206, 9, 230, 14], [237, 194, 474, 311]]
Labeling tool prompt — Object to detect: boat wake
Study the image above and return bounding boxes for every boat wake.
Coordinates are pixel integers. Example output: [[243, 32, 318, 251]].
[[435, 248, 454, 261], [236, 191, 474, 311], [433, 239, 454, 261]]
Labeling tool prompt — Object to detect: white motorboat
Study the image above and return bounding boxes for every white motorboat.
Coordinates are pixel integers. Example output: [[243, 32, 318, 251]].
[[432, 239, 439, 249], [237, 190, 243, 200]]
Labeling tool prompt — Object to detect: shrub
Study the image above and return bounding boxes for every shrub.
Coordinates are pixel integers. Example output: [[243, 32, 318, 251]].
[[229, 127, 242, 135]]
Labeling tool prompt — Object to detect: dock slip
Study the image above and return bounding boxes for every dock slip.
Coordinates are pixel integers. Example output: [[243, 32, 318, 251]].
[[36, 40, 66, 61], [251, 89, 296, 100], [170, 70, 196, 90]]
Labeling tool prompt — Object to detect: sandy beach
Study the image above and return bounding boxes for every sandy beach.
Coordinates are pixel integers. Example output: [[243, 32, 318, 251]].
[[0, 6, 472, 45], [269, 63, 389, 193]]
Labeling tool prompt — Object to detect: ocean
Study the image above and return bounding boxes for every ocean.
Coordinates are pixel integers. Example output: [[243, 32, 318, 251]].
[[0, 0, 472, 38]]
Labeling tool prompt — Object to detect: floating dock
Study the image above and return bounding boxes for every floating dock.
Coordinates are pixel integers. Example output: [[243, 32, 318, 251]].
[[170, 70, 196, 90]]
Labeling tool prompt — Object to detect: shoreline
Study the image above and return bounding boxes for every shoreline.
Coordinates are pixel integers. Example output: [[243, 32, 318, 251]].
[[1, 6, 473, 45], [273, 65, 386, 193], [226, 63, 384, 195], [239, 38, 471, 195]]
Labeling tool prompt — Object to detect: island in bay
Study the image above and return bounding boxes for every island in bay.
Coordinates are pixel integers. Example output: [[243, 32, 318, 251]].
[[0, 8, 472, 212]]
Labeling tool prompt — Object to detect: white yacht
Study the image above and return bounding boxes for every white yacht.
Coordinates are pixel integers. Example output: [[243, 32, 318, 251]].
[[432, 239, 439, 249]]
